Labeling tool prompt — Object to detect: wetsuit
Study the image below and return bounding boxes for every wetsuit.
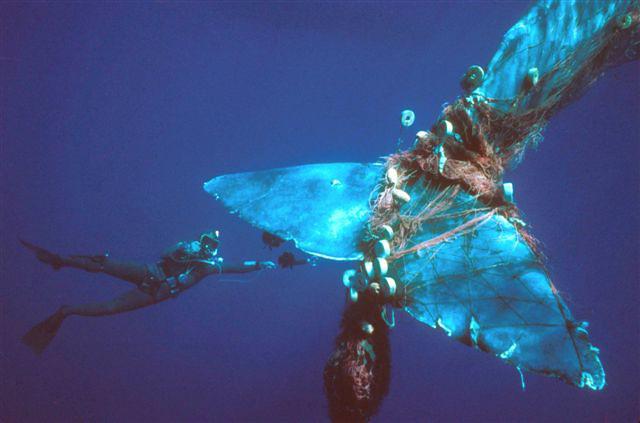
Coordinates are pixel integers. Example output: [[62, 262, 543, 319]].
[[20, 238, 278, 354], [138, 240, 223, 298]]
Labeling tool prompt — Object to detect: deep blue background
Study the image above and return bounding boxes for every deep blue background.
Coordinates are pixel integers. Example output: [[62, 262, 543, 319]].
[[1, 2, 638, 422]]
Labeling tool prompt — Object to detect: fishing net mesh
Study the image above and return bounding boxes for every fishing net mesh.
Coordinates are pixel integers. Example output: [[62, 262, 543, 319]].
[[352, 5, 638, 390], [365, 9, 640, 263]]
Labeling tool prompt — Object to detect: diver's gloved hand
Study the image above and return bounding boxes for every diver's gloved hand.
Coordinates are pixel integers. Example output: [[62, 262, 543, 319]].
[[262, 232, 285, 249], [277, 252, 311, 269], [20, 239, 64, 271]]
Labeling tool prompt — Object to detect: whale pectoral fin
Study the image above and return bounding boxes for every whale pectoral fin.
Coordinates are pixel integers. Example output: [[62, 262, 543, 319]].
[[204, 162, 383, 261]]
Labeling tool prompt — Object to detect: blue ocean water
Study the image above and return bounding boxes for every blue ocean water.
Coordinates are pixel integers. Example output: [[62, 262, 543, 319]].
[[1, 2, 638, 422]]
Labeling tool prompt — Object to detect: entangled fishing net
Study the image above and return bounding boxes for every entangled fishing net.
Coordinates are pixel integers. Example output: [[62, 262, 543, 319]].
[[204, 0, 639, 419]]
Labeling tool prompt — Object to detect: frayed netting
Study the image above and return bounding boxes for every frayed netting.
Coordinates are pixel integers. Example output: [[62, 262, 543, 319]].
[[363, 129, 541, 266], [362, 8, 640, 265], [324, 292, 391, 423], [477, 8, 639, 166], [322, 5, 637, 409]]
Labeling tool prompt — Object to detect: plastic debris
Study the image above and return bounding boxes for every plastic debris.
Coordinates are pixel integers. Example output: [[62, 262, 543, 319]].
[[349, 288, 359, 303], [374, 239, 391, 258], [373, 257, 388, 277], [617, 13, 633, 30], [385, 167, 398, 186], [391, 188, 411, 204], [461, 65, 485, 92], [503, 182, 514, 203], [342, 269, 357, 288], [415, 130, 429, 144], [437, 120, 455, 138], [362, 321, 375, 334], [401, 109, 416, 127], [526, 67, 540, 89], [381, 277, 396, 297], [362, 261, 375, 280], [377, 225, 394, 241]]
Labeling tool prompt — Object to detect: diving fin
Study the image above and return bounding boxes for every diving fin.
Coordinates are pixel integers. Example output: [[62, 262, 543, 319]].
[[19, 238, 63, 271], [22, 310, 66, 355]]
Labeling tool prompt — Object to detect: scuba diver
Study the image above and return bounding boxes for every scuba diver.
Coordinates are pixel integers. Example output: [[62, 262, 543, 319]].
[[20, 230, 307, 354]]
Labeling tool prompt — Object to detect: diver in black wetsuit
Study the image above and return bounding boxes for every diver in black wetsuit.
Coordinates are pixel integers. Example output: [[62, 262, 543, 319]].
[[20, 230, 306, 354]]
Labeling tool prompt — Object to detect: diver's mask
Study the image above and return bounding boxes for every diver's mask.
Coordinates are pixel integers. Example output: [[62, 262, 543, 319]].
[[200, 230, 220, 257]]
